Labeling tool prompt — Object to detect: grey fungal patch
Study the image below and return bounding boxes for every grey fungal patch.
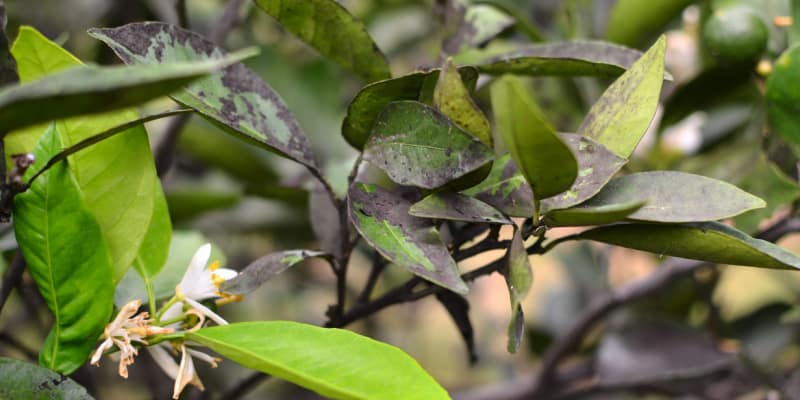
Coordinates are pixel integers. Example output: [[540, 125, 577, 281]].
[[409, 192, 511, 224], [221, 250, 327, 295], [462, 154, 535, 218]]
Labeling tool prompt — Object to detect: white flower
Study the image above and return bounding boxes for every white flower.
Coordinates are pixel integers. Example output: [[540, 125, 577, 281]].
[[162, 243, 240, 327], [148, 342, 220, 399], [91, 300, 173, 378]]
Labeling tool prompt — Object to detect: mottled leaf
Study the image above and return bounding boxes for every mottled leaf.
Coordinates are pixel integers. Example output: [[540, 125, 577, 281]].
[[434, 58, 492, 146], [541, 133, 628, 212], [462, 154, 535, 218], [13, 126, 113, 374], [462, 4, 514, 47], [578, 36, 666, 158], [89, 22, 317, 170], [0, 2, 17, 87], [579, 221, 800, 270], [188, 322, 450, 400], [491, 76, 577, 200], [254, 0, 390, 82], [479, 41, 643, 77], [342, 67, 478, 149], [348, 183, 468, 294], [544, 201, 644, 227], [221, 250, 327, 295], [582, 171, 765, 223], [767, 44, 800, 146], [363, 101, 493, 189], [504, 228, 532, 353], [410, 192, 511, 224], [0, 357, 94, 399]]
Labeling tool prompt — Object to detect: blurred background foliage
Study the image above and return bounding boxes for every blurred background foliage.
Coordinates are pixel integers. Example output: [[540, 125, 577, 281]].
[[3, 0, 800, 399]]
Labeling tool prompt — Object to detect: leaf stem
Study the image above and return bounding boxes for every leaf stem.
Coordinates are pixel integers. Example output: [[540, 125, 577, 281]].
[[155, 295, 180, 322]]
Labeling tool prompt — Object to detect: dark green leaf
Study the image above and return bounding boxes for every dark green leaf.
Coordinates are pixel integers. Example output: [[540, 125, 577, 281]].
[[462, 154, 534, 218], [409, 192, 511, 224], [342, 67, 478, 150], [767, 44, 800, 146], [479, 41, 643, 78], [578, 36, 666, 158], [363, 101, 493, 189], [544, 201, 644, 227], [578, 221, 800, 270], [221, 250, 327, 295], [89, 22, 318, 170], [348, 183, 468, 294], [504, 228, 532, 353], [541, 133, 628, 212], [0, 357, 94, 399], [188, 322, 450, 400], [0, 2, 17, 87], [165, 188, 241, 222], [253, 0, 390, 82], [582, 171, 765, 223], [491, 76, 577, 200], [13, 125, 113, 374]]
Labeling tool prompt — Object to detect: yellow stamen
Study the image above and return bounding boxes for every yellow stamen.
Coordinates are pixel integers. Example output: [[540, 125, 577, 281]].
[[208, 260, 220, 271], [215, 294, 243, 306], [211, 273, 226, 287]]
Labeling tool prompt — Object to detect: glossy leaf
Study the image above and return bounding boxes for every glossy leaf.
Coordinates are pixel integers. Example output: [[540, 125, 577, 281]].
[[462, 154, 535, 217], [544, 201, 644, 227], [342, 67, 478, 149], [541, 133, 628, 212], [11, 27, 162, 282], [479, 41, 643, 78], [582, 171, 765, 223], [188, 321, 450, 400], [606, 0, 694, 47], [504, 228, 532, 353], [89, 22, 317, 170], [363, 101, 493, 189], [253, 0, 390, 82], [434, 58, 492, 146], [409, 192, 511, 224], [13, 126, 113, 374], [491, 76, 577, 200], [348, 183, 468, 294], [131, 185, 172, 306], [579, 221, 800, 270], [221, 250, 327, 295], [0, 2, 16, 87], [767, 44, 800, 146], [578, 36, 666, 158], [0, 358, 93, 399]]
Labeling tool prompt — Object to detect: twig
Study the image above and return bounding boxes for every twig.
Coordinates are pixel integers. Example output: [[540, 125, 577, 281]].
[[356, 254, 387, 304], [0, 251, 24, 315]]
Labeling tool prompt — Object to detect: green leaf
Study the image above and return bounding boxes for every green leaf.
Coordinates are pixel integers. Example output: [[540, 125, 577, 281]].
[[767, 44, 800, 147], [165, 188, 241, 222], [606, 0, 695, 47], [735, 156, 800, 233], [0, 27, 242, 132], [13, 125, 113, 374], [491, 76, 577, 200], [363, 101, 493, 189], [0, 357, 94, 399], [221, 250, 327, 295], [10, 26, 163, 283], [541, 133, 628, 212], [544, 201, 644, 227], [348, 183, 468, 294], [132, 184, 172, 307], [342, 67, 478, 150], [462, 154, 534, 217], [89, 22, 318, 170], [187, 321, 450, 400], [582, 171, 765, 223], [578, 221, 800, 270], [460, 4, 515, 48], [578, 35, 666, 158], [503, 228, 532, 353], [409, 192, 511, 224], [253, 0, 390, 82], [478, 41, 644, 78], [434, 58, 492, 146], [0, 3, 17, 87]]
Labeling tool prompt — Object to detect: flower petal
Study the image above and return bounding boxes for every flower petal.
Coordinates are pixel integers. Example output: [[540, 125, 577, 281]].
[[179, 244, 212, 293], [174, 344, 203, 399], [184, 297, 229, 326], [148, 344, 179, 380]]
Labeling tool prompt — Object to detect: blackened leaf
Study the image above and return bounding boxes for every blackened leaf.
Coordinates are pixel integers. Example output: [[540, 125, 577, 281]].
[[0, 358, 93, 399], [409, 192, 511, 224], [578, 36, 666, 158], [541, 133, 627, 212], [544, 201, 644, 227], [342, 67, 478, 150], [491, 76, 577, 200], [348, 183, 468, 294], [363, 101, 493, 189], [479, 41, 643, 78], [253, 0, 390, 82], [504, 228, 532, 353], [89, 22, 318, 170], [13, 125, 113, 374], [434, 291, 478, 364], [579, 221, 800, 270], [582, 171, 765, 223], [0, 2, 17, 87], [462, 154, 535, 217], [221, 250, 327, 295]]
